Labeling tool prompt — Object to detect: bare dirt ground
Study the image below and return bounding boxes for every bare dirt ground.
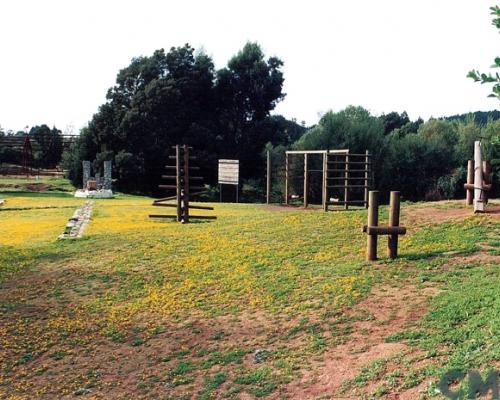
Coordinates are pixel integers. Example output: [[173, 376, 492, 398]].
[[282, 284, 439, 399]]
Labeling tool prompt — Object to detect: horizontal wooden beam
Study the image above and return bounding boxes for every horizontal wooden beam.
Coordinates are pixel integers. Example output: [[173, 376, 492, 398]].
[[153, 195, 177, 203], [362, 225, 406, 235], [149, 214, 177, 219], [159, 184, 177, 189]]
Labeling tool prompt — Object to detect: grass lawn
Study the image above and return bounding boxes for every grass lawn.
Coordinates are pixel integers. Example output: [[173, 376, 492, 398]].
[[0, 188, 498, 399]]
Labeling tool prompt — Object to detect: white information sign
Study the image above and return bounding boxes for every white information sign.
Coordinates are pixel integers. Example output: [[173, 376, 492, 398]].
[[218, 159, 239, 185]]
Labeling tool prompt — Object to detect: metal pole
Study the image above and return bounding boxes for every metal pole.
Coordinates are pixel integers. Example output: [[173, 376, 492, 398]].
[[266, 150, 271, 204], [303, 153, 308, 208], [285, 152, 289, 205]]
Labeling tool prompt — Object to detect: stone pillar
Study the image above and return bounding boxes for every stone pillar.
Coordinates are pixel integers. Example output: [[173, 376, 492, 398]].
[[103, 161, 112, 190], [82, 161, 91, 189], [95, 172, 101, 189]]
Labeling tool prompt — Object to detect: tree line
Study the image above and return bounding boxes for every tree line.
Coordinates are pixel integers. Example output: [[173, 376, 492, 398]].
[[2, 41, 499, 202]]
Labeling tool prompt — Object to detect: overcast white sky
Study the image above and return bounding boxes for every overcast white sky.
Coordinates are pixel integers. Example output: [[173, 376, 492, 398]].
[[0, 0, 498, 133]]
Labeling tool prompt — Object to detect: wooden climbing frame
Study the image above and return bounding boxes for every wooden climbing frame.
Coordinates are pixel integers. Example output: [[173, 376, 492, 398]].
[[149, 144, 216, 223], [278, 149, 373, 211]]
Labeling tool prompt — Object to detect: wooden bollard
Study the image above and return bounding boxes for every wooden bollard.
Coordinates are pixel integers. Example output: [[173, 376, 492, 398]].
[[388, 191, 400, 259], [364, 190, 406, 261], [366, 191, 379, 261], [465, 160, 473, 206]]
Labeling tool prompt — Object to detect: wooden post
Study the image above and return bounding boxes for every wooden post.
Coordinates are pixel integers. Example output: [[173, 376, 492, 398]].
[[266, 150, 271, 204], [344, 152, 350, 210], [466, 160, 474, 206], [322, 152, 327, 211], [366, 190, 379, 261], [364, 150, 370, 209], [482, 160, 491, 204], [304, 153, 308, 208], [175, 145, 182, 222], [183, 144, 190, 223], [387, 191, 400, 259], [473, 141, 484, 213], [285, 152, 289, 205]]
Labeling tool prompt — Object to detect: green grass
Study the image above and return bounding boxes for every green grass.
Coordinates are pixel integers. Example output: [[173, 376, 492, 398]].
[[0, 187, 498, 399]]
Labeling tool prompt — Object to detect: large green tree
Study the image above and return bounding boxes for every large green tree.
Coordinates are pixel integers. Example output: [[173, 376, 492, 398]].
[[67, 43, 286, 193]]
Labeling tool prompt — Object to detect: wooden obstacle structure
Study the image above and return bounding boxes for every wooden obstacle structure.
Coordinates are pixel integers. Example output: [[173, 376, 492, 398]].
[[363, 191, 406, 261], [276, 149, 372, 211], [464, 141, 492, 213], [149, 144, 216, 223]]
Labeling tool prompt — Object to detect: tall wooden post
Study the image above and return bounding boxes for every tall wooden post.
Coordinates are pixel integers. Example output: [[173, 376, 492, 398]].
[[183, 144, 190, 223], [366, 191, 379, 261], [266, 151, 271, 204], [364, 150, 370, 209], [175, 145, 182, 222], [482, 160, 491, 204], [322, 152, 328, 211], [285, 152, 289, 205], [303, 153, 308, 208], [473, 141, 484, 213], [344, 152, 350, 210], [387, 191, 400, 259], [466, 160, 474, 206]]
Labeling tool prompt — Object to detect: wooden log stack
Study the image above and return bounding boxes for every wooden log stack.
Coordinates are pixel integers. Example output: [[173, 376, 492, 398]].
[[363, 191, 406, 261], [149, 144, 216, 223]]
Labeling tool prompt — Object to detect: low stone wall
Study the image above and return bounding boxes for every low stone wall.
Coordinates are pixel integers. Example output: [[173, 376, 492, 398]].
[[58, 201, 94, 240]]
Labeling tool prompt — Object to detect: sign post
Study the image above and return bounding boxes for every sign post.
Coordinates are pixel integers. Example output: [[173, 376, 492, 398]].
[[218, 159, 240, 202]]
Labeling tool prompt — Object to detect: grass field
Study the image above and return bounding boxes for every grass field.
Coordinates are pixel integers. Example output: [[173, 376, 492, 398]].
[[0, 188, 499, 399]]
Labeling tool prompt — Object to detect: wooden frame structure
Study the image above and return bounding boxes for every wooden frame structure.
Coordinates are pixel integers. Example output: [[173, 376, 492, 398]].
[[280, 149, 372, 211], [149, 144, 216, 223], [363, 191, 406, 261], [464, 141, 492, 213]]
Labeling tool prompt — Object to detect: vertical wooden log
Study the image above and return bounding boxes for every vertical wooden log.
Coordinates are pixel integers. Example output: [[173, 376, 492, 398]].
[[473, 141, 484, 213], [344, 152, 349, 210], [466, 160, 474, 206], [483, 160, 491, 204], [175, 145, 182, 222], [304, 153, 308, 208], [285, 152, 289, 205], [364, 150, 370, 209], [366, 190, 379, 261], [266, 150, 271, 204], [322, 152, 328, 211], [183, 144, 190, 223], [387, 191, 400, 259]]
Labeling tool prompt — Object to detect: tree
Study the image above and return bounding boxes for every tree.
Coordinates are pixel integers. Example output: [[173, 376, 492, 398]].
[[29, 125, 63, 168], [65, 43, 286, 193], [380, 111, 410, 135], [468, 5, 500, 99], [215, 42, 285, 179]]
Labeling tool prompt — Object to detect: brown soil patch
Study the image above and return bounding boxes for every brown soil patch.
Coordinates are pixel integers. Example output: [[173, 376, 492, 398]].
[[282, 284, 439, 399], [403, 201, 500, 225]]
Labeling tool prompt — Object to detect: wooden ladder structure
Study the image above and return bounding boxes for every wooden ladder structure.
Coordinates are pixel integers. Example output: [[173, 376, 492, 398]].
[[323, 150, 372, 211], [149, 144, 216, 223]]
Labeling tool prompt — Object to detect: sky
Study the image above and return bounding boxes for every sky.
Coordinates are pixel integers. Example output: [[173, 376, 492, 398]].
[[0, 0, 498, 133]]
